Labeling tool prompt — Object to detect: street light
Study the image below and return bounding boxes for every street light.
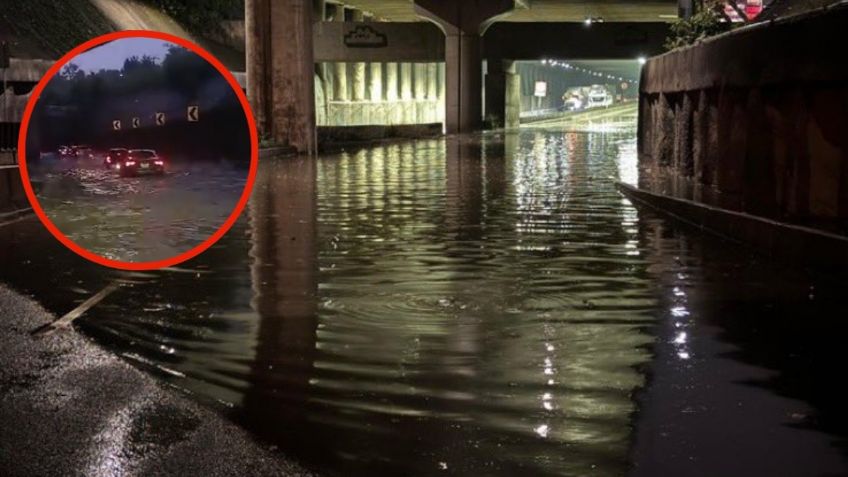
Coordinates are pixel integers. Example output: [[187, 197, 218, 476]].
[[637, 56, 647, 65]]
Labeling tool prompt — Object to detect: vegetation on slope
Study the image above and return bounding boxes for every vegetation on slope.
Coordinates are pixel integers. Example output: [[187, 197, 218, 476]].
[[0, 0, 115, 58], [138, 0, 243, 36]]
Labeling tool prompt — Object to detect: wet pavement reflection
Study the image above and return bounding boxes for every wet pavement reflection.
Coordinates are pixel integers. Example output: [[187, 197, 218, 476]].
[[27, 156, 247, 262], [2, 124, 847, 476]]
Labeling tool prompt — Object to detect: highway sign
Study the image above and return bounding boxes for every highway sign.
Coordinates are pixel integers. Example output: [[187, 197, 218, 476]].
[[155, 112, 165, 126], [132, 117, 140, 128], [534, 81, 547, 98], [112, 120, 121, 130], [187, 105, 199, 122]]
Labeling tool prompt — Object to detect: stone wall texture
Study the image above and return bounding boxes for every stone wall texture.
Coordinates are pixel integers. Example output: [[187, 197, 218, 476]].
[[638, 3, 848, 233]]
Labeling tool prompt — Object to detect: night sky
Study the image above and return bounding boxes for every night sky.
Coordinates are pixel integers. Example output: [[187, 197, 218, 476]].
[[70, 38, 173, 72]]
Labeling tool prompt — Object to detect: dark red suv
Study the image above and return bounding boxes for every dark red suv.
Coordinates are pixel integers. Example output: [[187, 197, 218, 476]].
[[118, 149, 165, 177]]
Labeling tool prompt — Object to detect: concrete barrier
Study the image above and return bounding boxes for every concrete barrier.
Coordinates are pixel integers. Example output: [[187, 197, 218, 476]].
[[637, 2, 848, 241]]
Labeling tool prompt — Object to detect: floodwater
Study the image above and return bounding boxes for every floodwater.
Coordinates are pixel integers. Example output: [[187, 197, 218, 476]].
[[1, 111, 847, 476], [26, 156, 248, 262]]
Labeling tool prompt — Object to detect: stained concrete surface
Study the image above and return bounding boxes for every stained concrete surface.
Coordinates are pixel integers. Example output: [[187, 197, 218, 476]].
[[0, 284, 316, 477]]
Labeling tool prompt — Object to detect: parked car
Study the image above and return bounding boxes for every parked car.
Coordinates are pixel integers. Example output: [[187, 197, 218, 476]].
[[104, 148, 128, 169], [117, 149, 165, 177]]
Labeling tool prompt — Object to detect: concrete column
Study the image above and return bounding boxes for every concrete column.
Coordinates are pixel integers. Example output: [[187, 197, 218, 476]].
[[413, 0, 515, 134], [485, 59, 519, 129], [245, 0, 270, 134], [504, 62, 520, 129], [246, 0, 316, 153], [444, 33, 482, 132]]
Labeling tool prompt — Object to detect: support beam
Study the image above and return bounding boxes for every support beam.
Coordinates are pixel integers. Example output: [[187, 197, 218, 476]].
[[484, 59, 519, 128], [414, 0, 517, 134], [246, 0, 316, 154]]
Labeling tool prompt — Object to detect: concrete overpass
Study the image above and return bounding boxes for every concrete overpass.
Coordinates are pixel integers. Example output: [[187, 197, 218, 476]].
[[247, 0, 678, 153]]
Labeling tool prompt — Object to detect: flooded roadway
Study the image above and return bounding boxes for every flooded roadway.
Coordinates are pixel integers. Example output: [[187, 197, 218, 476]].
[[26, 156, 248, 262], [2, 114, 847, 476]]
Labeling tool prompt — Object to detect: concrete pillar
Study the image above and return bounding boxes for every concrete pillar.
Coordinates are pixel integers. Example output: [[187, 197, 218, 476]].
[[414, 0, 515, 134], [485, 59, 520, 129], [444, 33, 482, 132], [245, 0, 270, 134], [246, 0, 316, 154]]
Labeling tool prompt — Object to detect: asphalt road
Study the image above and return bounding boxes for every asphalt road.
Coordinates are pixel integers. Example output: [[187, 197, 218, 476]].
[[0, 283, 316, 477]]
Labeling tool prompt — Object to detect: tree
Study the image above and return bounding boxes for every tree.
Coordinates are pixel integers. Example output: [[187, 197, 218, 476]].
[[664, 1, 733, 50]]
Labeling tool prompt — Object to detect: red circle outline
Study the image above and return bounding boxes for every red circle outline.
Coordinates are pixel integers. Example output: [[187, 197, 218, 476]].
[[17, 30, 259, 271]]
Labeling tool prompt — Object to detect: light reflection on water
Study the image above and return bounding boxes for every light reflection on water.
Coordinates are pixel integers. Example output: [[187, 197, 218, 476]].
[[79, 129, 656, 476], [1, 121, 846, 476]]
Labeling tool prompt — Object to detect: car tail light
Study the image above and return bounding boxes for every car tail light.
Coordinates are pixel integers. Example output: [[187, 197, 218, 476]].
[[154, 160, 164, 166]]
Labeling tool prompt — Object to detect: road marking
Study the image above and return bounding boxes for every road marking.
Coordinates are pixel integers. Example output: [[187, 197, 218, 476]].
[[0, 209, 34, 229], [32, 281, 121, 336]]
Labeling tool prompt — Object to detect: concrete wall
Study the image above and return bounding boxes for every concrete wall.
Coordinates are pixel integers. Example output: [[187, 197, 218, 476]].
[[638, 4, 848, 233]]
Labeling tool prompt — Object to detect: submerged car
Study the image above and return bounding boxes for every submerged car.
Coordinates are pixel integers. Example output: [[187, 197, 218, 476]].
[[104, 148, 128, 169], [72, 145, 95, 159], [117, 149, 165, 177]]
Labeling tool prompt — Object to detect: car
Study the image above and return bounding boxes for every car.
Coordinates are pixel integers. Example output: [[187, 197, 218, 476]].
[[57, 145, 71, 157], [72, 145, 95, 159], [104, 148, 128, 169], [117, 149, 165, 177]]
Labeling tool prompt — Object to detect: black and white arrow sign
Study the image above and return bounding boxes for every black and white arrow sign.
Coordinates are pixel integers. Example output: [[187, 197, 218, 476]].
[[155, 112, 165, 126], [112, 119, 121, 130], [132, 117, 140, 128], [187, 105, 199, 122]]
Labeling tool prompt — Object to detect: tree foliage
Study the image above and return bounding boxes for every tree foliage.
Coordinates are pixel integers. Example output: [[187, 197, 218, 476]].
[[139, 0, 243, 35], [664, 1, 733, 50], [35, 45, 224, 147]]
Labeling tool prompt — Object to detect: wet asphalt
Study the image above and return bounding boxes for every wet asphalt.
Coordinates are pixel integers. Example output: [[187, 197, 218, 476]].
[[0, 284, 316, 477]]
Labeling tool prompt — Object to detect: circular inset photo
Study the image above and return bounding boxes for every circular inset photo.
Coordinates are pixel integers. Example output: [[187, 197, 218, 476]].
[[18, 31, 257, 270]]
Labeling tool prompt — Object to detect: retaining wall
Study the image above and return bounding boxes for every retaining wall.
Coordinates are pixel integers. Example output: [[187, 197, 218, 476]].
[[637, 2, 848, 235]]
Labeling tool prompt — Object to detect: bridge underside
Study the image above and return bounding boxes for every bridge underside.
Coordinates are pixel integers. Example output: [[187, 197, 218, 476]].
[[246, 0, 672, 151]]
